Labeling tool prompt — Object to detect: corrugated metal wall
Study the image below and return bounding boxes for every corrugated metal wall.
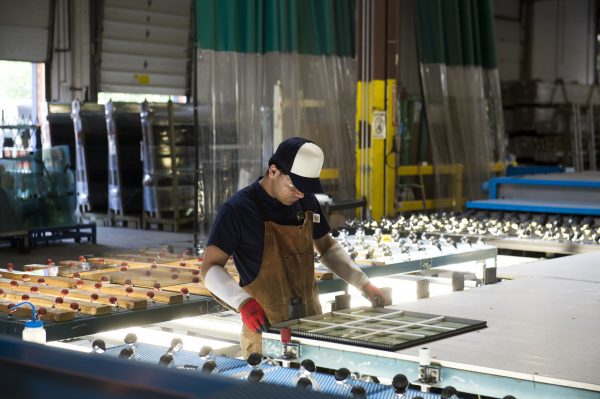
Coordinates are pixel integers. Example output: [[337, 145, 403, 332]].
[[529, 0, 596, 84], [494, 0, 521, 81]]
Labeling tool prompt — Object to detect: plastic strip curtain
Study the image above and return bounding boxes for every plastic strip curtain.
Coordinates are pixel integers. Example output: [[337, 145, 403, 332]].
[[196, 51, 357, 227], [416, 0, 505, 203], [359, 0, 372, 218]]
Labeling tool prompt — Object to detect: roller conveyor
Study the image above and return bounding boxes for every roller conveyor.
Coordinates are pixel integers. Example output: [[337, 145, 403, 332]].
[[97, 341, 443, 398], [340, 212, 600, 255], [0, 334, 336, 399]]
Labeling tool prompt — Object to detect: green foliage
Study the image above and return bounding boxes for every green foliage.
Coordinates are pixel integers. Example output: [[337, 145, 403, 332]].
[[0, 60, 32, 102]]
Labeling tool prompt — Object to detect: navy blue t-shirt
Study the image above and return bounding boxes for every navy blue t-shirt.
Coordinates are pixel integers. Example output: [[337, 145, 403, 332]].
[[207, 179, 330, 286]]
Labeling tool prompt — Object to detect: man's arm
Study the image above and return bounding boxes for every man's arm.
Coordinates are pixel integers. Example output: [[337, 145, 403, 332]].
[[314, 234, 386, 306], [200, 245, 231, 280], [201, 245, 269, 332]]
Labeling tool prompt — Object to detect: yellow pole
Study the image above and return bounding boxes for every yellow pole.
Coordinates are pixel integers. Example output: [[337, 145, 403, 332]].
[[355, 79, 397, 220]]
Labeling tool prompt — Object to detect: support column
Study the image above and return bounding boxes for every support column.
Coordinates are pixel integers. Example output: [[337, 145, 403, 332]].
[[356, 0, 398, 220]]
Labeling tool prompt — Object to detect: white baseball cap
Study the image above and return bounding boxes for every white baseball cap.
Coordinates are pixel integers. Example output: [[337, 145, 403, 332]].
[[270, 137, 324, 193]]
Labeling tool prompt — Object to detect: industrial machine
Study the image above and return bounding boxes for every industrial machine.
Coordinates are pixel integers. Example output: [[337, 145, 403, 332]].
[[467, 172, 600, 216], [0, 229, 598, 399], [262, 253, 600, 399]]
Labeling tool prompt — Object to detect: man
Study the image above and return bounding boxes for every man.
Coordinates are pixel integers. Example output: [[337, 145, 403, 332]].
[[201, 137, 385, 357]]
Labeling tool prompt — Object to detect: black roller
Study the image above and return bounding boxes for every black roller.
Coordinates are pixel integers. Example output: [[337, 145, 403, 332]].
[[247, 352, 262, 367], [124, 332, 137, 345], [350, 385, 367, 399], [201, 360, 217, 373], [118, 347, 134, 359], [300, 359, 316, 373], [413, 397, 424, 399], [92, 339, 106, 353], [296, 377, 312, 389], [159, 354, 173, 366], [392, 373, 408, 394], [335, 367, 351, 381], [441, 385, 458, 399], [199, 345, 213, 358], [248, 368, 264, 383], [502, 396, 517, 399]]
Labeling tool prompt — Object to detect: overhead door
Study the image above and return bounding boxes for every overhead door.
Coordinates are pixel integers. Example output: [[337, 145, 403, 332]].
[[99, 0, 192, 95], [0, 0, 52, 62]]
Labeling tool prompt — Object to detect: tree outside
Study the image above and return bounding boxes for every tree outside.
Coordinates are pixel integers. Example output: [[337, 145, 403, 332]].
[[0, 60, 33, 124]]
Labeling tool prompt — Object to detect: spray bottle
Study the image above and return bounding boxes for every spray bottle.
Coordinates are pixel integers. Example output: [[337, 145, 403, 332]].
[[9, 302, 46, 344]]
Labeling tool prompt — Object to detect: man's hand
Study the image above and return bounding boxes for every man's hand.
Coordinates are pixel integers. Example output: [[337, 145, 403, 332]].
[[240, 299, 270, 333], [361, 283, 387, 307]]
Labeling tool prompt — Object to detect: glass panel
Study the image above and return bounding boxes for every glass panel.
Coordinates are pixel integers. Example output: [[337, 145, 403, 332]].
[[0, 145, 76, 230], [271, 307, 487, 351]]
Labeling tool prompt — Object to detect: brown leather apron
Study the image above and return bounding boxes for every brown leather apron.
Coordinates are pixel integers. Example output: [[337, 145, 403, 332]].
[[239, 190, 322, 357]]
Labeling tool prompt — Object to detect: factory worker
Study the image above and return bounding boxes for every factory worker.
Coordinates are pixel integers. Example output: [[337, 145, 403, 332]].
[[201, 137, 386, 357]]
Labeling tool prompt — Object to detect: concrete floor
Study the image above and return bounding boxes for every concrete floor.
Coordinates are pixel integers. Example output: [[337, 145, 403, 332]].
[[0, 226, 204, 269]]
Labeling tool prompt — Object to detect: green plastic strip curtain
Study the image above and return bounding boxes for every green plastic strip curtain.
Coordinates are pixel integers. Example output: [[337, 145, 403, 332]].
[[196, 0, 355, 56], [416, 0, 505, 202], [194, 0, 358, 229], [418, 0, 497, 67]]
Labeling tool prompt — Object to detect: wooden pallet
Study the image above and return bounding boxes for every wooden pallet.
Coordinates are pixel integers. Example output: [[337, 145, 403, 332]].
[[0, 269, 183, 305], [0, 279, 147, 310], [0, 300, 75, 322]]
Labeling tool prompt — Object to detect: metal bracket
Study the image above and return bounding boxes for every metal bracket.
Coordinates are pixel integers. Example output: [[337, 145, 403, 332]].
[[416, 364, 441, 390], [420, 258, 432, 270], [281, 341, 300, 362]]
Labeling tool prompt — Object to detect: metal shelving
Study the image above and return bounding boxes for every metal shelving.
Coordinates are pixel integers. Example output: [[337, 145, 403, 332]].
[[140, 101, 195, 231], [105, 102, 144, 227], [71, 100, 109, 219]]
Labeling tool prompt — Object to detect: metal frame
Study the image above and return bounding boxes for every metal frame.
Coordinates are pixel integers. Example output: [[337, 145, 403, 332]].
[[104, 101, 144, 220], [467, 198, 600, 215], [468, 173, 600, 215], [28, 223, 96, 247], [0, 295, 219, 341], [487, 175, 600, 199], [317, 246, 497, 294], [140, 100, 195, 231], [488, 237, 600, 254], [269, 307, 486, 352]]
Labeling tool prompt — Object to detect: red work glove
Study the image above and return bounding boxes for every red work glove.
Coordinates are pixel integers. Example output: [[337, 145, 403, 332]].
[[361, 283, 387, 307], [240, 299, 270, 333]]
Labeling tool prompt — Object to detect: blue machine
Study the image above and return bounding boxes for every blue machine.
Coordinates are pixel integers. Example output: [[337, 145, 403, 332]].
[[505, 165, 565, 176], [467, 171, 600, 215]]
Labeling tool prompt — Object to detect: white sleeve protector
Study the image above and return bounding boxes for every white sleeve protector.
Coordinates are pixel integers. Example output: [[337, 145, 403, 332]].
[[319, 241, 370, 289], [204, 266, 251, 312]]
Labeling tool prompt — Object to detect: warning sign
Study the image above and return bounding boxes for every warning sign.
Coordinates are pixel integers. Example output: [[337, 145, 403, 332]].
[[372, 111, 386, 139]]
